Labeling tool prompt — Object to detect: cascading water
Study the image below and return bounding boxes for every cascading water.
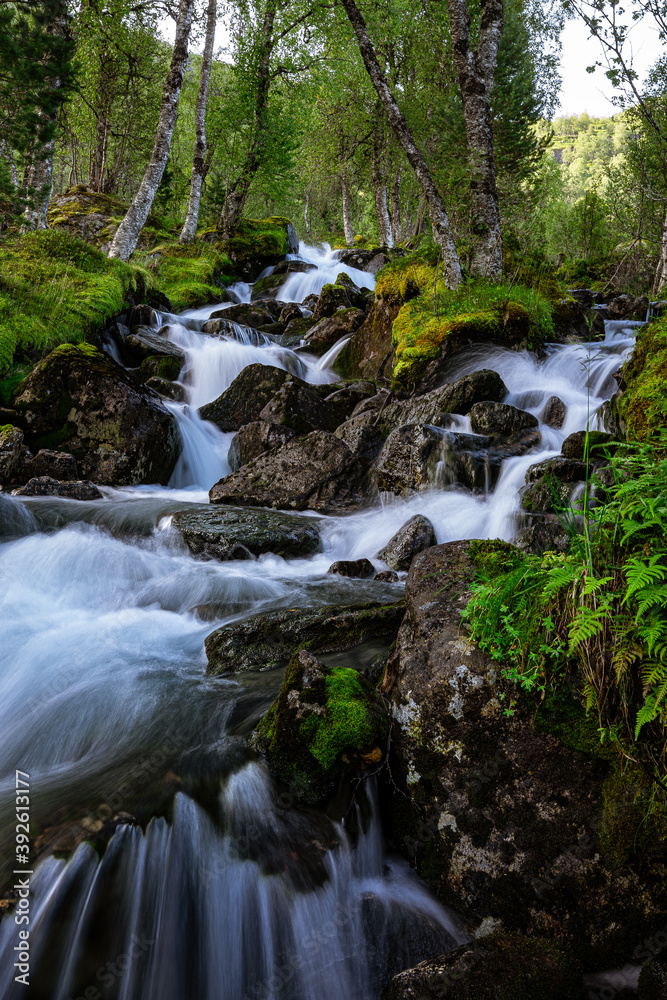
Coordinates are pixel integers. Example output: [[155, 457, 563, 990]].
[[0, 239, 641, 998]]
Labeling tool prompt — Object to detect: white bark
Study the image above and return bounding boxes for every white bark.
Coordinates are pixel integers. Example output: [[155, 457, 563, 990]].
[[341, 175, 354, 246], [180, 0, 217, 242], [304, 190, 311, 237], [340, 0, 461, 287], [656, 213, 667, 295], [108, 0, 194, 260]]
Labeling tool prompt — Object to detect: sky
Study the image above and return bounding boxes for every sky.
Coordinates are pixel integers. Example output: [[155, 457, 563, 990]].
[[161, 9, 665, 121], [557, 15, 664, 117]]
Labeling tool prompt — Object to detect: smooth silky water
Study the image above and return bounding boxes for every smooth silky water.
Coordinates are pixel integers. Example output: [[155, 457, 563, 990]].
[[0, 244, 638, 998]]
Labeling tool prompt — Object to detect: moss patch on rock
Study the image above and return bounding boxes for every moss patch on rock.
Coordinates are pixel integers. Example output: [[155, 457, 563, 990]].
[[146, 241, 233, 311], [617, 316, 667, 442], [251, 649, 388, 803]]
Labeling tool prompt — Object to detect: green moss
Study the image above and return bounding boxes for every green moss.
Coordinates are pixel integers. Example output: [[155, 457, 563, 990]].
[[142, 241, 233, 312], [617, 317, 667, 442], [469, 538, 526, 578], [0, 230, 146, 374]]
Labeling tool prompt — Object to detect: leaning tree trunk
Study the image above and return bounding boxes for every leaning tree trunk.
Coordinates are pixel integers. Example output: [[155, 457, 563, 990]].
[[391, 165, 402, 242], [180, 0, 217, 242], [217, 0, 276, 235], [340, 0, 461, 288], [446, 0, 503, 280], [108, 0, 194, 260], [341, 175, 354, 246], [656, 211, 667, 295]]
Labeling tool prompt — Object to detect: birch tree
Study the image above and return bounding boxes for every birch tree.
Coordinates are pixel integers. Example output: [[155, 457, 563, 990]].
[[180, 0, 217, 242], [108, 0, 194, 260], [339, 0, 462, 287], [446, 0, 504, 279]]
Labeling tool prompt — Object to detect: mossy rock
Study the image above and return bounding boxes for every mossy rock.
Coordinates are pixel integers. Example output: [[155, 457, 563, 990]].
[[374, 245, 440, 306], [616, 317, 667, 442], [212, 217, 294, 280], [47, 187, 168, 249], [139, 354, 181, 381], [251, 649, 388, 804]]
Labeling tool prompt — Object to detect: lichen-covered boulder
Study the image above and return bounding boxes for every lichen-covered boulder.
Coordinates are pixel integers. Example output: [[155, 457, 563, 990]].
[[259, 380, 340, 433], [145, 376, 186, 402], [512, 521, 571, 555], [382, 933, 581, 1000], [205, 600, 406, 675], [251, 272, 287, 301], [209, 430, 368, 513], [206, 303, 276, 330], [303, 309, 367, 355], [433, 370, 508, 416], [525, 456, 587, 483], [561, 429, 615, 460], [228, 420, 296, 470], [383, 541, 667, 967], [139, 354, 182, 381], [12, 476, 102, 500], [171, 505, 321, 561], [374, 424, 443, 497], [333, 301, 399, 380], [11, 344, 180, 485], [334, 413, 386, 462], [377, 515, 436, 571], [0, 425, 23, 486], [312, 274, 363, 321], [26, 448, 78, 481], [198, 364, 291, 431], [250, 649, 388, 804]]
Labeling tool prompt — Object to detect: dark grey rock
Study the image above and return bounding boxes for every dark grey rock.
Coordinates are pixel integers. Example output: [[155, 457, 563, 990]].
[[469, 401, 538, 437], [199, 364, 291, 431], [171, 506, 321, 561], [374, 570, 399, 583], [327, 558, 375, 578], [512, 521, 571, 554], [27, 449, 78, 481], [12, 476, 102, 500], [374, 425, 443, 497], [228, 421, 296, 470], [542, 395, 566, 428], [377, 515, 436, 571]]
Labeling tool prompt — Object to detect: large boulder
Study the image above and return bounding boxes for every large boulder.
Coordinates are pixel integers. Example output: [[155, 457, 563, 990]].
[[303, 309, 366, 356], [122, 327, 184, 367], [228, 421, 296, 470], [374, 424, 443, 497], [171, 506, 321, 561], [12, 476, 102, 500], [469, 401, 538, 438], [206, 303, 276, 330], [259, 380, 340, 433], [11, 344, 180, 485], [205, 600, 406, 675], [26, 448, 78, 481], [334, 301, 399, 380], [198, 364, 290, 431], [209, 430, 368, 513], [382, 541, 667, 968], [251, 649, 388, 804], [312, 274, 363, 321], [377, 515, 436, 571], [334, 413, 386, 462], [433, 370, 508, 416], [382, 933, 581, 1000]]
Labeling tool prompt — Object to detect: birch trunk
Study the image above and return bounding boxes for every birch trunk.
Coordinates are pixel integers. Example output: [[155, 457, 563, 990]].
[[340, 0, 461, 287], [446, 0, 503, 280], [108, 0, 194, 260], [371, 122, 394, 247], [341, 175, 354, 246], [180, 0, 217, 242], [391, 166, 402, 242], [656, 212, 667, 296], [304, 190, 311, 238]]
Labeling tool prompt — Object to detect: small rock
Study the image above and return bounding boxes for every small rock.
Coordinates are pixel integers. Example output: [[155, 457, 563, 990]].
[[0, 425, 23, 486], [437, 370, 508, 415], [127, 304, 160, 330], [303, 309, 367, 355], [259, 380, 339, 433], [525, 456, 587, 484], [123, 327, 184, 366], [374, 570, 399, 583], [512, 521, 571, 554], [327, 558, 375, 578], [27, 449, 78, 481], [145, 376, 186, 402], [377, 515, 436, 571], [139, 354, 181, 381], [561, 429, 615, 460], [12, 477, 103, 500], [278, 302, 303, 325], [542, 395, 566, 428]]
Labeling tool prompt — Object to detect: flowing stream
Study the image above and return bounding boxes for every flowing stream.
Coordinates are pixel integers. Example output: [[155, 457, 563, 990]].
[[0, 242, 639, 998]]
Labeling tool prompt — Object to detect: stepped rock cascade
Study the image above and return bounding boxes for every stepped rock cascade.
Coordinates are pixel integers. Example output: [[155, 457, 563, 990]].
[[0, 240, 641, 998]]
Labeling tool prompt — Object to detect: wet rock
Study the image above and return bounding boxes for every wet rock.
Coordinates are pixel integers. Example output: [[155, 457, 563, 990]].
[[561, 429, 615, 460], [272, 259, 316, 276], [542, 395, 566, 428], [525, 456, 587, 484], [374, 424, 443, 497], [208, 303, 275, 329], [127, 303, 160, 331], [512, 521, 571, 555], [324, 384, 375, 428], [278, 302, 304, 325], [377, 515, 436, 571], [327, 558, 375, 578], [333, 301, 399, 381], [145, 376, 186, 402], [606, 293, 648, 321], [12, 344, 180, 485], [434, 430, 500, 493], [436, 370, 508, 416], [26, 449, 78, 481], [251, 273, 287, 301], [171, 506, 321, 560], [333, 248, 378, 269], [199, 364, 291, 431], [139, 354, 182, 381], [123, 327, 184, 366], [303, 309, 367, 356], [374, 570, 399, 583], [366, 253, 391, 275], [469, 401, 538, 438], [12, 476, 103, 500], [250, 649, 388, 804], [209, 430, 367, 514], [259, 380, 340, 433], [205, 600, 406, 675], [280, 316, 313, 346], [228, 421, 296, 470], [312, 274, 363, 321], [302, 293, 319, 312], [0, 425, 23, 486], [520, 477, 581, 514], [382, 933, 581, 1000], [551, 297, 593, 341], [384, 541, 667, 967], [334, 413, 386, 462]]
